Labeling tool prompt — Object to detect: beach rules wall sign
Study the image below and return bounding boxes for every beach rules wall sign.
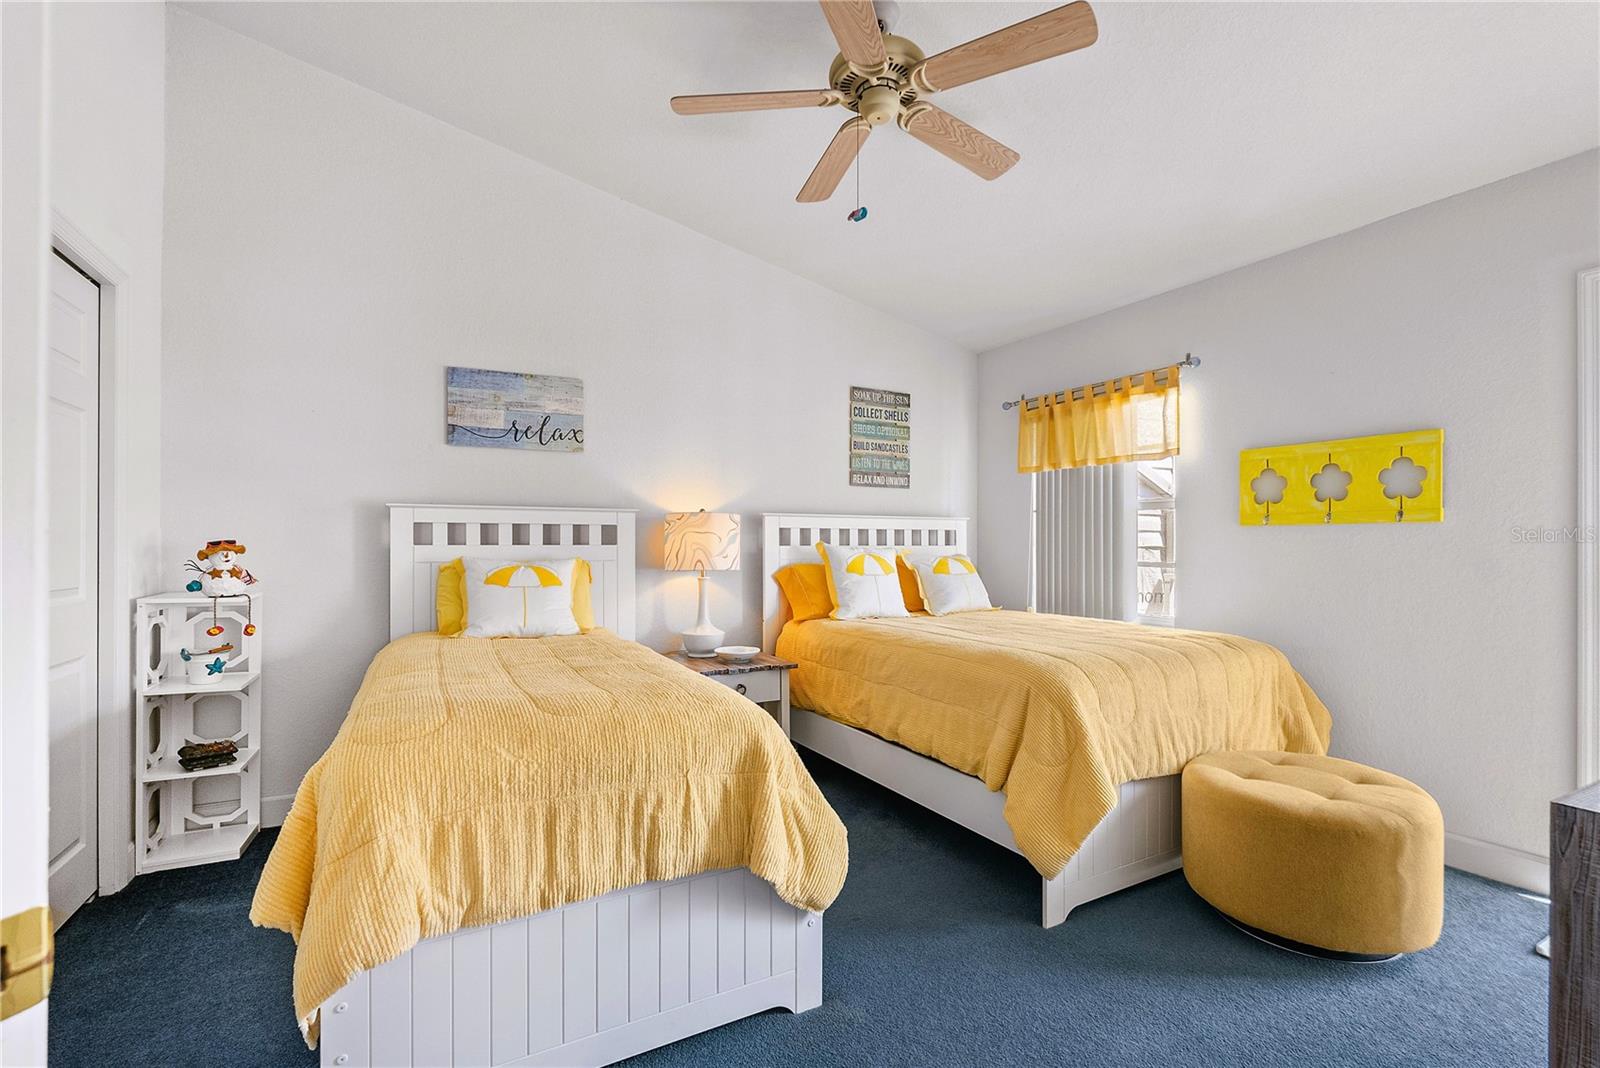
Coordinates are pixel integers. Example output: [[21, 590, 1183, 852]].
[[849, 386, 911, 488]]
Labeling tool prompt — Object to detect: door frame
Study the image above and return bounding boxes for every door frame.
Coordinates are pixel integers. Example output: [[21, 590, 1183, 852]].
[[2, 3, 53, 1055], [1580, 266, 1600, 787], [51, 212, 136, 896]]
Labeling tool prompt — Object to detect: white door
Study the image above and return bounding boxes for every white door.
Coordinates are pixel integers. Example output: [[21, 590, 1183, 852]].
[[46, 251, 100, 926]]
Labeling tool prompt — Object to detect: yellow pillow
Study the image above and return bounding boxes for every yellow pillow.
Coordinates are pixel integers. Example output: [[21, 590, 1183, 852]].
[[775, 563, 833, 623], [437, 559, 467, 635], [896, 555, 925, 613], [571, 559, 594, 631], [436, 557, 594, 634]]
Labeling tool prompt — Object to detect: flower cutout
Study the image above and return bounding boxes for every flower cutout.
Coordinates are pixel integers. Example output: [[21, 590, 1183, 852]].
[[1250, 467, 1287, 505], [1379, 455, 1427, 500], [1310, 462, 1352, 503]]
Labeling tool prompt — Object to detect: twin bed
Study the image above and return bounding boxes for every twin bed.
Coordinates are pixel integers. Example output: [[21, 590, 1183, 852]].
[[256, 504, 1330, 1068], [762, 513, 1329, 928], [256, 506, 841, 1068]]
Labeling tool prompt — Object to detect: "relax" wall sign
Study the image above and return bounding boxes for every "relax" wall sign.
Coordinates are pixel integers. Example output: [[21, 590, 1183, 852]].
[[445, 366, 584, 452]]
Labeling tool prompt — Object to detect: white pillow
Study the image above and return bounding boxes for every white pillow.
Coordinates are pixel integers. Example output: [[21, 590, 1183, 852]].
[[461, 557, 581, 638], [816, 541, 909, 620], [900, 551, 993, 616]]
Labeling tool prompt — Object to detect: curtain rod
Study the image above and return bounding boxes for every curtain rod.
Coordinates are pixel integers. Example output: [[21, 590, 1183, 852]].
[[1001, 353, 1201, 411]]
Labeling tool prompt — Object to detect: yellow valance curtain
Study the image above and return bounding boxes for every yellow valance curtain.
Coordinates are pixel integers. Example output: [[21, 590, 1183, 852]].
[[1016, 364, 1181, 473]]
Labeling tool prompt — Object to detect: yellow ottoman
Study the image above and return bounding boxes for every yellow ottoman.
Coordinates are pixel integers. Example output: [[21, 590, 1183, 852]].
[[1181, 751, 1443, 958]]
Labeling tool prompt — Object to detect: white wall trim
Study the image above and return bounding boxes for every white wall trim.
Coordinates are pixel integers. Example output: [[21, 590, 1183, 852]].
[[1579, 266, 1600, 787], [262, 793, 293, 829], [1444, 832, 1549, 896], [51, 211, 139, 897]]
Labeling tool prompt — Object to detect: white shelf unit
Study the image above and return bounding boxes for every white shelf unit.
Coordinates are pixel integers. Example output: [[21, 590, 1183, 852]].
[[134, 591, 263, 873]]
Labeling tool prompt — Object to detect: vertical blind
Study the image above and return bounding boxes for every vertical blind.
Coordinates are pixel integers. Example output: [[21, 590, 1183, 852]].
[[1017, 364, 1181, 473], [1031, 464, 1135, 620]]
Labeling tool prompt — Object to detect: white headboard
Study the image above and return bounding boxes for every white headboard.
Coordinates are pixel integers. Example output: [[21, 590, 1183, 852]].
[[760, 512, 969, 652], [388, 504, 637, 640]]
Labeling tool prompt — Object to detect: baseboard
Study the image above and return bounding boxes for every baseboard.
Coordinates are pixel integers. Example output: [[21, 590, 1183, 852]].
[[262, 793, 293, 828], [1445, 832, 1548, 895]]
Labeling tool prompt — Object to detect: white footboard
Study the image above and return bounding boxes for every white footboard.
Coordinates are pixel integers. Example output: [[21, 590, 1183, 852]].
[[1041, 775, 1182, 927], [320, 868, 822, 1068]]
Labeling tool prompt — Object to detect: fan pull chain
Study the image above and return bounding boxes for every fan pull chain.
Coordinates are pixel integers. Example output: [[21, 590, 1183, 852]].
[[847, 120, 868, 223]]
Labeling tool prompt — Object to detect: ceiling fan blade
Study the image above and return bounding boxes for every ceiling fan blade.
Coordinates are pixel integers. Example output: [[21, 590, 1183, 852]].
[[911, 2, 1098, 93], [819, 0, 887, 71], [797, 116, 872, 203], [901, 104, 1019, 181], [670, 89, 841, 116]]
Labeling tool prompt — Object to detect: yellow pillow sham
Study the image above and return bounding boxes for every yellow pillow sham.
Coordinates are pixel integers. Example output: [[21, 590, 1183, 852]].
[[436, 557, 594, 635], [572, 559, 594, 632], [896, 556, 925, 613], [437, 559, 467, 635], [775, 563, 834, 623]]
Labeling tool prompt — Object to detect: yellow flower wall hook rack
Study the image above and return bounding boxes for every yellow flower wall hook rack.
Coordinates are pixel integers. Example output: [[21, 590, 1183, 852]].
[[1239, 429, 1443, 526]]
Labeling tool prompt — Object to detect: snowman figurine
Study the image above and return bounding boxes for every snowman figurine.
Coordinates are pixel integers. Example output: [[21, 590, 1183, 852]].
[[184, 539, 259, 637]]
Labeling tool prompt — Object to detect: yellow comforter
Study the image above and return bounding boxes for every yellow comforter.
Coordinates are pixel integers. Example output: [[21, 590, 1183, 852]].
[[251, 631, 848, 1043], [778, 610, 1329, 878]]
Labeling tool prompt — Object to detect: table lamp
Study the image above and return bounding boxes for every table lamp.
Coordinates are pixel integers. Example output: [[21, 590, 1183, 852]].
[[663, 510, 740, 657]]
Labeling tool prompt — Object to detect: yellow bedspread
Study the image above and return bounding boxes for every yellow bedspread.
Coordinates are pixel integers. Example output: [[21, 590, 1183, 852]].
[[251, 631, 848, 1043], [778, 610, 1329, 879]]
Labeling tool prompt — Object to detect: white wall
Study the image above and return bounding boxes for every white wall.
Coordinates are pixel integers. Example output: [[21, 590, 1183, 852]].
[[162, 12, 976, 820], [50, 1, 166, 893], [978, 151, 1600, 874]]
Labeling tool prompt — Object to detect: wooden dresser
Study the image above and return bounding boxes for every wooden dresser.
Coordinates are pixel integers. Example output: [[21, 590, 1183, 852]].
[[1551, 782, 1599, 1068]]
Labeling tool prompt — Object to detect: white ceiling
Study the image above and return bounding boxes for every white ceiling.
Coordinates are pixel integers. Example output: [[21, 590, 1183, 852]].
[[183, 1, 1598, 351]]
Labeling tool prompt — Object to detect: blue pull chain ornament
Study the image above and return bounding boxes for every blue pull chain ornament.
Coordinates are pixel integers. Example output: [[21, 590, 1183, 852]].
[[847, 206, 868, 222]]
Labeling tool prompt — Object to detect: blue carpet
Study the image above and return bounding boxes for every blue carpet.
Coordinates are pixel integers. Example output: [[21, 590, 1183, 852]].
[[50, 754, 1547, 1066]]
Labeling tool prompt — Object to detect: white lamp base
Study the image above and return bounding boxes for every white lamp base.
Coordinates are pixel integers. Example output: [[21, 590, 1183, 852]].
[[682, 572, 724, 657], [681, 625, 724, 658]]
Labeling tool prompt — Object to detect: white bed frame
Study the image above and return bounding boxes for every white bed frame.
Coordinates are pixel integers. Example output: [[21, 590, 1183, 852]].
[[761, 512, 1182, 929], [317, 504, 822, 1068]]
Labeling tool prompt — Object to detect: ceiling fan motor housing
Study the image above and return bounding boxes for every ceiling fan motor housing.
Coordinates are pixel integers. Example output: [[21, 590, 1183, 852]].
[[857, 85, 901, 125], [828, 32, 925, 125]]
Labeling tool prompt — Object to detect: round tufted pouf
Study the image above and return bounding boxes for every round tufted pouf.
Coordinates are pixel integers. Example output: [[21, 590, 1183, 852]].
[[1181, 751, 1444, 959]]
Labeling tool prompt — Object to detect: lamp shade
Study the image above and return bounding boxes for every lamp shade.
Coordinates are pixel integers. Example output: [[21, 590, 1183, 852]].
[[663, 511, 740, 572]]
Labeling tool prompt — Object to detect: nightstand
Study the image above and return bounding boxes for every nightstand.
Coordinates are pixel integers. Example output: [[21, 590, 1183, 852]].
[[664, 651, 796, 737]]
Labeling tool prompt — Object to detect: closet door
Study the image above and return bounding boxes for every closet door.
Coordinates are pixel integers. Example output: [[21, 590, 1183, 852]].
[[46, 251, 100, 926]]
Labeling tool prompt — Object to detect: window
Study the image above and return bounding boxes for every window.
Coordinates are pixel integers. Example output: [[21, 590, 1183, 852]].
[[1136, 457, 1175, 623]]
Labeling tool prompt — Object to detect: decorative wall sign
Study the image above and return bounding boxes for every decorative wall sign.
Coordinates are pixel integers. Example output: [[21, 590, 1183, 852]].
[[446, 366, 583, 451], [1240, 429, 1443, 525], [849, 386, 910, 488]]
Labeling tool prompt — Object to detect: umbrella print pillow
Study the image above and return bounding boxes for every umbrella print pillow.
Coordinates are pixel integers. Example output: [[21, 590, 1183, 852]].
[[815, 542, 910, 621], [461, 557, 581, 637], [898, 551, 994, 616]]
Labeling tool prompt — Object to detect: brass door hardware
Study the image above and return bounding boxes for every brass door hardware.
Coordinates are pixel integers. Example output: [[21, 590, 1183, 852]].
[[0, 905, 54, 1020]]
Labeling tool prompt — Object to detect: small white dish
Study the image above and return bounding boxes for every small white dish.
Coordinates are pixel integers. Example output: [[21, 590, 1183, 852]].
[[714, 646, 760, 664]]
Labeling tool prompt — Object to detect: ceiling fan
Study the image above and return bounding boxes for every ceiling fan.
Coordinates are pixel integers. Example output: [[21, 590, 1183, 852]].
[[670, 1, 1098, 203]]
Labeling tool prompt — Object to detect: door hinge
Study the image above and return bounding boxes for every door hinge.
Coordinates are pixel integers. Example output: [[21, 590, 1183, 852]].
[[0, 905, 54, 1020]]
